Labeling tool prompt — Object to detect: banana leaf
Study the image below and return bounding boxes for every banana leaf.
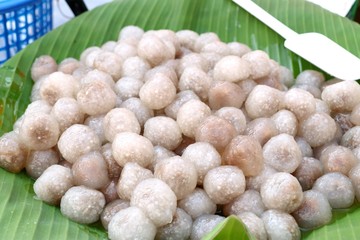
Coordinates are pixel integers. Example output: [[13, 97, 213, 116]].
[[1, 0, 360, 239]]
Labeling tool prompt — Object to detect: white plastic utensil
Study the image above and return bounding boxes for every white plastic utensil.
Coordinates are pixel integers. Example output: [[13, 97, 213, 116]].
[[233, 0, 360, 81]]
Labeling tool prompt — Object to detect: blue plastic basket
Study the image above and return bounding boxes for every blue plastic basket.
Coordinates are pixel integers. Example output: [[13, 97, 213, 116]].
[[0, 0, 52, 64]]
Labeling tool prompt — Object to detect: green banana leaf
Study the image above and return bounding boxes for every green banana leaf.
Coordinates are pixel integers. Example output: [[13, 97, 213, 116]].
[[1, 0, 360, 239]]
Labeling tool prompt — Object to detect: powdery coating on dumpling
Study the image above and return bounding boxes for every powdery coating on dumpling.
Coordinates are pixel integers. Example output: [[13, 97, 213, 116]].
[[176, 30, 199, 51], [195, 115, 237, 153], [80, 69, 115, 91], [223, 190, 265, 217], [293, 157, 324, 191], [34, 165, 73, 205], [244, 118, 279, 146], [213, 55, 250, 82], [154, 156, 197, 200], [122, 56, 151, 80], [292, 190, 332, 230], [101, 143, 122, 179], [203, 166, 245, 205], [115, 77, 143, 101], [165, 90, 200, 119], [112, 132, 154, 168], [39, 72, 76, 105], [139, 74, 176, 110], [108, 206, 156, 240], [320, 145, 358, 175], [245, 85, 284, 119], [300, 112, 337, 147], [155, 208, 193, 240], [263, 133, 302, 173], [130, 178, 177, 227], [260, 172, 303, 213], [246, 164, 278, 191], [143, 116, 182, 150], [312, 172, 355, 209], [177, 53, 210, 76], [285, 88, 316, 121], [321, 80, 360, 112], [271, 109, 298, 136], [295, 70, 325, 88], [93, 51, 122, 80], [31, 55, 58, 81], [100, 199, 130, 230], [181, 142, 221, 185], [190, 214, 225, 240], [0, 132, 27, 173], [227, 42, 251, 57], [178, 188, 216, 219], [350, 103, 360, 126], [214, 107, 246, 135], [222, 135, 264, 177], [295, 137, 313, 158], [84, 114, 106, 144], [261, 210, 301, 240], [201, 41, 230, 56], [118, 25, 144, 43], [103, 108, 141, 142], [341, 126, 360, 149], [26, 149, 60, 179], [19, 113, 60, 151], [58, 57, 81, 75], [72, 151, 110, 189], [57, 124, 101, 164], [178, 67, 212, 101], [24, 100, 52, 115], [237, 212, 267, 240], [117, 162, 153, 200], [208, 81, 246, 110], [137, 34, 175, 67], [242, 50, 272, 79], [176, 99, 211, 139], [349, 164, 360, 201], [77, 81, 117, 116], [51, 97, 85, 133], [114, 42, 137, 60], [60, 186, 105, 224], [120, 98, 154, 127]]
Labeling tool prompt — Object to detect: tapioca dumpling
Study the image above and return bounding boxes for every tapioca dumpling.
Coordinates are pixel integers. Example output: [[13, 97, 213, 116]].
[[260, 172, 303, 213], [203, 166, 246, 205], [143, 116, 182, 151], [130, 178, 177, 227], [57, 124, 101, 164], [195, 115, 237, 153], [178, 188, 217, 219], [292, 190, 332, 230], [244, 117, 278, 146], [0, 132, 27, 173], [117, 162, 153, 200], [154, 156, 197, 200], [72, 151, 110, 189], [26, 148, 60, 179], [190, 214, 225, 240], [262, 133, 302, 173], [245, 84, 284, 119], [155, 208, 193, 240], [222, 135, 264, 177], [176, 99, 211, 139], [100, 199, 130, 230], [103, 108, 141, 142], [181, 142, 221, 185], [208, 81, 246, 110], [34, 164, 73, 205], [18, 113, 60, 151]]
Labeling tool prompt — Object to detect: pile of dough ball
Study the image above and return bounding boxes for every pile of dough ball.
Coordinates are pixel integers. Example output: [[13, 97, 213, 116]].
[[2, 25, 360, 240]]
